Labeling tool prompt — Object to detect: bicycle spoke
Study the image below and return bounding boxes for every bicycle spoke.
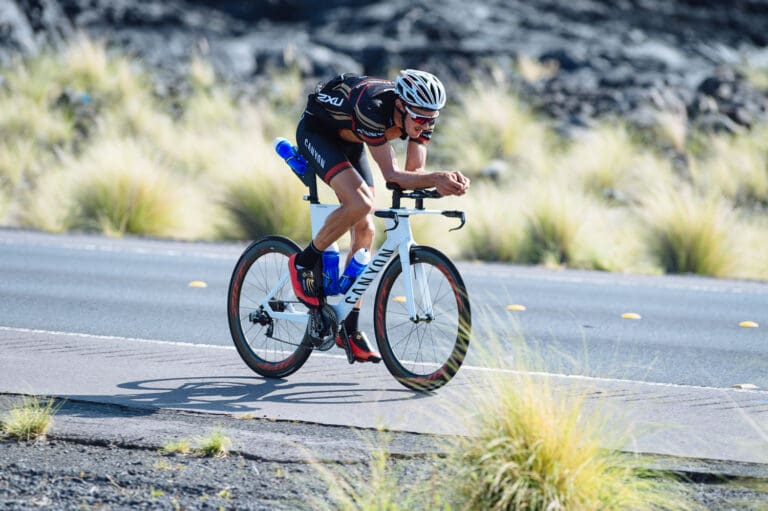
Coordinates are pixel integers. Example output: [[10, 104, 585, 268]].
[[228, 237, 312, 378], [376, 247, 470, 391]]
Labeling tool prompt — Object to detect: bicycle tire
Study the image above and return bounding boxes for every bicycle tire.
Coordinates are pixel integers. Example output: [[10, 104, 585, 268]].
[[374, 245, 471, 391], [227, 235, 312, 378]]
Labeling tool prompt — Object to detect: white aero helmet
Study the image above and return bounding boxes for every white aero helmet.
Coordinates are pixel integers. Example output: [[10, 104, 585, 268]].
[[395, 69, 446, 111]]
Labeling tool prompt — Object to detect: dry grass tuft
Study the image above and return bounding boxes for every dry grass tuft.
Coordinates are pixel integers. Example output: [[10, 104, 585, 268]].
[[1, 395, 60, 442], [3, 35, 768, 281], [693, 129, 768, 206], [432, 80, 554, 178], [161, 438, 192, 455], [449, 372, 694, 511], [195, 429, 231, 457], [566, 123, 642, 202], [639, 186, 737, 277], [519, 180, 590, 267]]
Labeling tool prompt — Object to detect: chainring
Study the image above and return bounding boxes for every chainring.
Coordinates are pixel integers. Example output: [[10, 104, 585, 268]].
[[307, 304, 338, 351]]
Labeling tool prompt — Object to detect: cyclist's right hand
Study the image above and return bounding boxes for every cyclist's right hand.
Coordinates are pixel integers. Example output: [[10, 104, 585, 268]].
[[434, 171, 470, 196]]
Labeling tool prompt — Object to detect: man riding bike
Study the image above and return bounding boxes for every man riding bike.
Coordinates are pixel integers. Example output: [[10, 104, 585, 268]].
[[289, 69, 471, 363]]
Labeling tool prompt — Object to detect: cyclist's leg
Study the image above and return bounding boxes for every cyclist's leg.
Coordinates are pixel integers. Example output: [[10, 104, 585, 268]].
[[343, 141, 376, 266], [339, 143, 375, 312], [334, 143, 380, 362], [300, 128, 376, 251], [337, 213, 380, 359], [314, 170, 374, 248], [292, 120, 374, 306]]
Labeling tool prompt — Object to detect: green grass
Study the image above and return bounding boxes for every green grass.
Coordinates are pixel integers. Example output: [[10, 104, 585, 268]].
[[161, 431, 230, 457], [1, 395, 60, 441], [463, 177, 608, 268], [730, 212, 768, 280], [161, 438, 192, 455], [651, 111, 689, 153], [0, 38, 275, 240], [0, 139, 38, 190], [519, 181, 590, 266], [70, 144, 182, 236], [195, 429, 231, 457], [0, 94, 75, 147], [461, 183, 525, 262]]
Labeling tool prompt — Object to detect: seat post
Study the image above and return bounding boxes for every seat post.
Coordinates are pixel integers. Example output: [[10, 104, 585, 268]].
[[304, 167, 320, 204]]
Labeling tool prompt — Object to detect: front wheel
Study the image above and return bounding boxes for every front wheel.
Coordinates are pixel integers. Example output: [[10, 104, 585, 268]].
[[374, 246, 471, 392], [227, 235, 312, 379]]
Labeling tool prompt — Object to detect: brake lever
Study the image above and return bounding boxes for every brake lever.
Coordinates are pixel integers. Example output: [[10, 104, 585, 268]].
[[442, 210, 466, 232], [384, 212, 400, 232]]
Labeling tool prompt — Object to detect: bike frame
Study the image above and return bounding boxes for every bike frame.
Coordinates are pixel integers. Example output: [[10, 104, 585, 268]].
[[261, 202, 441, 327]]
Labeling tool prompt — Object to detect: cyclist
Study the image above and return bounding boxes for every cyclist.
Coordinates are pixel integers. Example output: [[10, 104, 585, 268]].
[[290, 69, 470, 363]]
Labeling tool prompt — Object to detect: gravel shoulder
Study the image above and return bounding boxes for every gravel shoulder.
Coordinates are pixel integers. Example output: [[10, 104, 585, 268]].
[[1, 396, 768, 510], [0, 397, 444, 510]]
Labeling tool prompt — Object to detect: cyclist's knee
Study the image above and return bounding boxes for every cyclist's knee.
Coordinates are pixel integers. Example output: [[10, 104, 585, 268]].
[[352, 215, 375, 242], [346, 193, 375, 220]]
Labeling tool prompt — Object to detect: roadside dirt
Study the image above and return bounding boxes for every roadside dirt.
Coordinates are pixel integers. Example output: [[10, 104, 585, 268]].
[[1, 397, 767, 510]]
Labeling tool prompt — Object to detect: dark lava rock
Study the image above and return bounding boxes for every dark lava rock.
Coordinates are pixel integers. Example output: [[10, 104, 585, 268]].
[[1, 0, 767, 133]]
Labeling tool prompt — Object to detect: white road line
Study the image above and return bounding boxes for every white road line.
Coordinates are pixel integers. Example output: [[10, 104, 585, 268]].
[[2, 325, 764, 395]]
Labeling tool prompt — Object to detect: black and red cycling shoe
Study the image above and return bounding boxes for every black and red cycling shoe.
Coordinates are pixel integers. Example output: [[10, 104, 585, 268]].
[[288, 254, 321, 308], [336, 331, 381, 363]]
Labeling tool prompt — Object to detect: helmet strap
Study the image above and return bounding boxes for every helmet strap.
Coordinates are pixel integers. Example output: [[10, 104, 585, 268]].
[[396, 103, 408, 138]]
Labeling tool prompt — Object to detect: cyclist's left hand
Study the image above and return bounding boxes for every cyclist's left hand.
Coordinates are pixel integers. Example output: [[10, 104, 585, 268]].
[[435, 171, 470, 196]]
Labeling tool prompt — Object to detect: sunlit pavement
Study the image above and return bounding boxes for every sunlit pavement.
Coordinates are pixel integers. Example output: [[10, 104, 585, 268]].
[[2, 326, 766, 466]]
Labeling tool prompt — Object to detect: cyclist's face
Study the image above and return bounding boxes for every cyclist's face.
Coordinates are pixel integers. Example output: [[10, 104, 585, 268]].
[[398, 101, 438, 138]]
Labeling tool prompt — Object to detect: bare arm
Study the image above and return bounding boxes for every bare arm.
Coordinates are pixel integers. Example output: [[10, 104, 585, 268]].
[[368, 142, 470, 196], [404, 140, 427, 172]]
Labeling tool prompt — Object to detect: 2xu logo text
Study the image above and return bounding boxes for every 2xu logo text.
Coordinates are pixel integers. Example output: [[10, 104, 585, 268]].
[[317, 93, 344, 107]]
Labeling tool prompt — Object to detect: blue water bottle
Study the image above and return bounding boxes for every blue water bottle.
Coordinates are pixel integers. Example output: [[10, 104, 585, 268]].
[[322, 242, 340, 296], [338, 248, 371, 294], [273, 137, 308, 180]]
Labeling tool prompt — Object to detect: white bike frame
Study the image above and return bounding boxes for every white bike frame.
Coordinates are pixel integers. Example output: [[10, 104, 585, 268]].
[[261, 202, 441, 327]]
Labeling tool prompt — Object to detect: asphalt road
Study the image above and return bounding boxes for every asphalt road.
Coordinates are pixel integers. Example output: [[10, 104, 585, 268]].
[[1, 228, 766, 389]]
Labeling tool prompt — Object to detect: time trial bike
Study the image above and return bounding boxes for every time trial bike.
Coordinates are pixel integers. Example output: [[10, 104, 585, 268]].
[[227, 145, 471, 392]]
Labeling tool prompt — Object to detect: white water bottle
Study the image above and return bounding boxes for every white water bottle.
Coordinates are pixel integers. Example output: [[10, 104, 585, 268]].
[[338, 248, 371, 294]]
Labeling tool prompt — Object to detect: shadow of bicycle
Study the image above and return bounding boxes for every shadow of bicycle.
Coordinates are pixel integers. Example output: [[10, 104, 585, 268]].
[[57, 375, 430, 417]]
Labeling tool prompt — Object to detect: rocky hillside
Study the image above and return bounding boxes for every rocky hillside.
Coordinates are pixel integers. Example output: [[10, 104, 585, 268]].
[[2, 0, 768, 133]]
